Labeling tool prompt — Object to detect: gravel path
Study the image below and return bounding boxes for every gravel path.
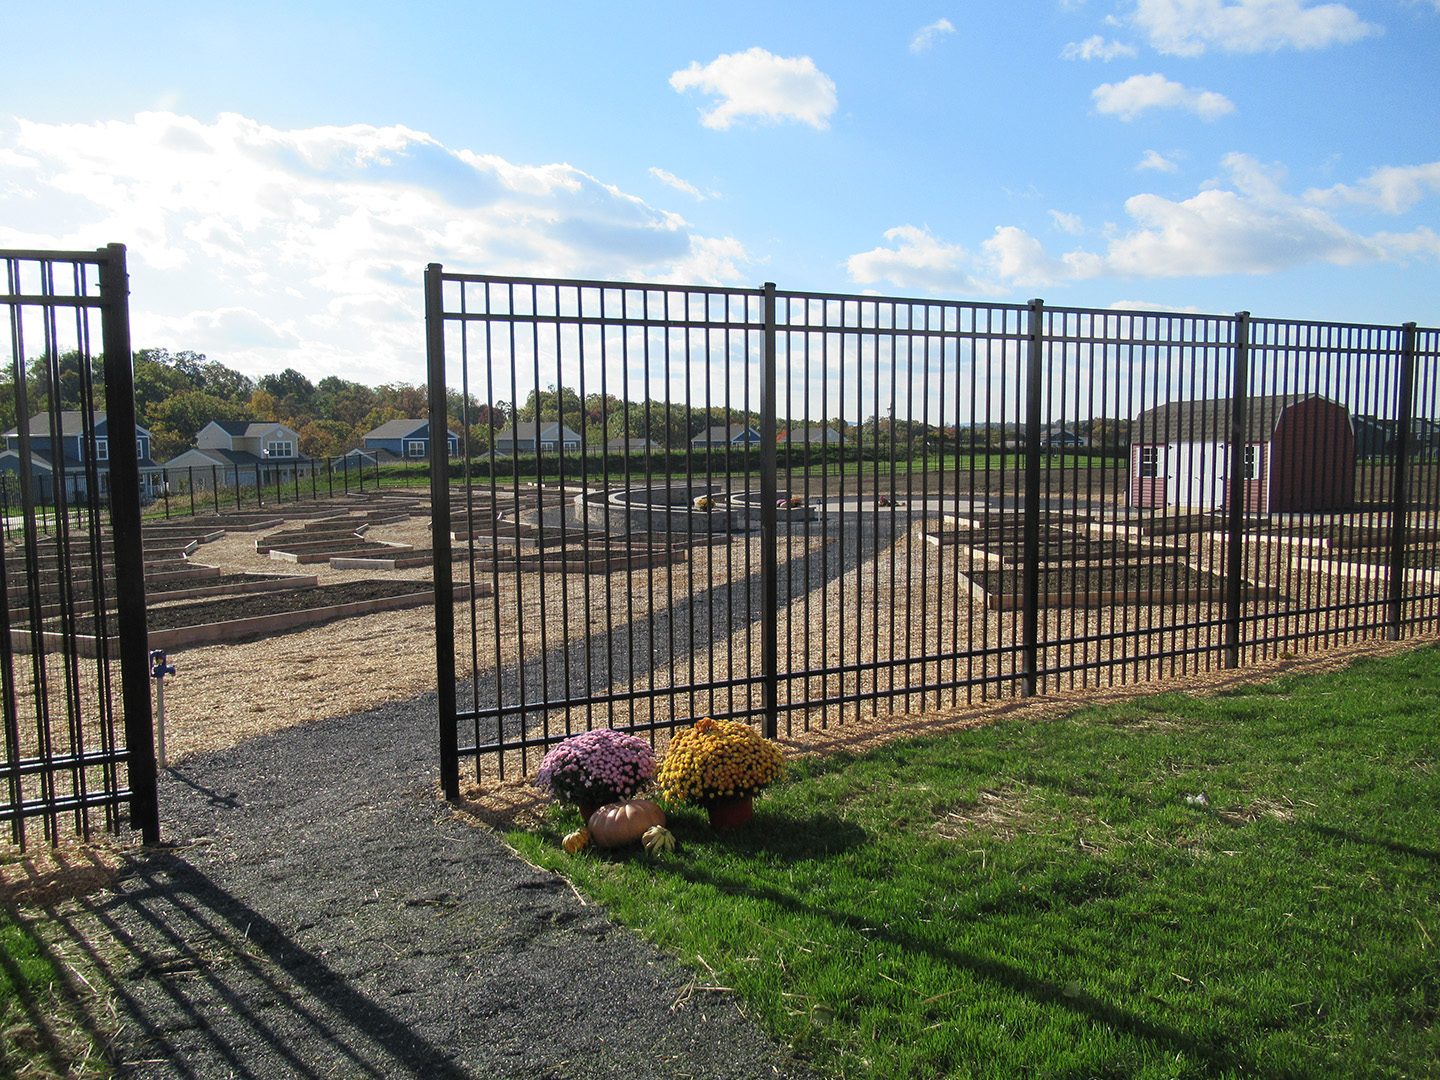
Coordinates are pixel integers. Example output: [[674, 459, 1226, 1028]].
[[90, 691, 808, 1079]]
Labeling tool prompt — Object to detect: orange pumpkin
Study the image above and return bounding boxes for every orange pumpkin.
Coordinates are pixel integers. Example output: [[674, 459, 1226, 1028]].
[[587, 798, 666, 848]]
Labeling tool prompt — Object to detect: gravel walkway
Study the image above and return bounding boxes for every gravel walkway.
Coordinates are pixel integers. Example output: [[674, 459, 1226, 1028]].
[[90, 692, 808, 1079]]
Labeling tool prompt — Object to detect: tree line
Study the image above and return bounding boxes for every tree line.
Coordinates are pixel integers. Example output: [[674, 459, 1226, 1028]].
[[2, 352, 1130, 465]]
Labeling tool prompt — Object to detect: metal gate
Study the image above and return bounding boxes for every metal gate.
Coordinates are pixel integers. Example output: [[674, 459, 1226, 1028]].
[[1, 245, 158, 845], [426, 268, 1438, 796]]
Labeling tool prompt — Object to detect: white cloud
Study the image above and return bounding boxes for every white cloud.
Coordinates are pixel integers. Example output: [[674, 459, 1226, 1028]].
[[910, 18, 957, 53], [1137, 149, 1180, 172], [1092, 73, 1234, 121], [845, 153, 1440, 293], [1061, 34, 1139, 60], [1130, 0, 1380, 56], [649, 166, 705, 200], [1306, 161, 1440, 214], [1050, 209, 1085, 235], [669, 48, 838, 131], [0, 112, 751, 384], [845, 225, 998, 295], [150, 306, 300, 349]]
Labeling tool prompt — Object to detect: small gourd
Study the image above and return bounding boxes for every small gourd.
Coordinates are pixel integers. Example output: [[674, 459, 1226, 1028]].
[[641, 825, 676, 854], [587, 798, 666, 848], [562, 828, 589, 853]]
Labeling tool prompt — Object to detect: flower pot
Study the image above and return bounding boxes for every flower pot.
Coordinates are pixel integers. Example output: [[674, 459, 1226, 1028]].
[[575, 799, 606, 824], [706, 795, 754, 830]]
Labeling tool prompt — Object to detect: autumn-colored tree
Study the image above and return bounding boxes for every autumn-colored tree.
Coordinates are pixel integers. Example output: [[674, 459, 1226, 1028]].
[[298, 419, 353, 459]]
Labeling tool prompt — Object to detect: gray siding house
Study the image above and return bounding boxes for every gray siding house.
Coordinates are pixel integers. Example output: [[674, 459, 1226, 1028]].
[[492, 422, 582, 455], [361, 419, 460, 460]]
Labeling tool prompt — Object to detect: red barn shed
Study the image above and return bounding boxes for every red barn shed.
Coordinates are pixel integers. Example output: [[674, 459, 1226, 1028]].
[[1129, 394, 1355, 513]]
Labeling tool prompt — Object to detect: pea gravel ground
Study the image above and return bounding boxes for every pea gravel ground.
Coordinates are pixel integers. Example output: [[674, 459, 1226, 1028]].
[[88, 689, 809, 1080]]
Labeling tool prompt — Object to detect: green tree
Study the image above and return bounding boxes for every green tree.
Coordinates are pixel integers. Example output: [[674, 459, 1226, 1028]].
[[315, 377, 378, 427], [257, 368, 316, 425], [148, 390, 247, 460]]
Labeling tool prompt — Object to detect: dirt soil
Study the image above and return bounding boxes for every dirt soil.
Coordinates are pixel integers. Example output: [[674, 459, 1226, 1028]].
[[130, 579, 430, 632], [970, 564, 1224, 593]]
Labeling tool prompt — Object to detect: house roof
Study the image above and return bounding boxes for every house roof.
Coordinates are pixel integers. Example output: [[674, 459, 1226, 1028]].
[[692, 423, 758, 443], [4, 411, 151, 439], [364, 419, 428, 440], [778, 426, 843, 444], [1133, 394, 1344, 444], [497, 421, 580, 440], [164, 447, 263, 469], [209, 420, 292, 438]]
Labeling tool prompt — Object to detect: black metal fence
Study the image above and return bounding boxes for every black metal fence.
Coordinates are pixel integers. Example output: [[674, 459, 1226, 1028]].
[[1, 245, 158, 846], [0, 456, 432, 544], [425, 270, 1440, 794]]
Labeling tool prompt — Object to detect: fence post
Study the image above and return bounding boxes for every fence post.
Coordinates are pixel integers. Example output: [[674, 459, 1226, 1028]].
[[760, 282, 779, 738], [426, 263, 460, 799], [1021, 299, 1044, 697], [98, 243, 159, 843], [1224, 312, 1251, 668], [1388, 322, 1418, 640]]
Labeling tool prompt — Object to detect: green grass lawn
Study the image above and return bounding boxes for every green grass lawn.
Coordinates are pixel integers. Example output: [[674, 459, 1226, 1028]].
[[510, 646, 1440, 1079], [0, 903, 106, 1079]]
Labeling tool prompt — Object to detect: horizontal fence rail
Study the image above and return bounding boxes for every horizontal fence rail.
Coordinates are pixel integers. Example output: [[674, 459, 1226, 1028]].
[[425, 269, 1439, 795]]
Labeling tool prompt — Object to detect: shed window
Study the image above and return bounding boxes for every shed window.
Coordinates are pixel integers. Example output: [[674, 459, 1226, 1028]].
[[1242, 445, 1257, 479], [1139, 446, 1159, 478], [405, 439, 426, 458]]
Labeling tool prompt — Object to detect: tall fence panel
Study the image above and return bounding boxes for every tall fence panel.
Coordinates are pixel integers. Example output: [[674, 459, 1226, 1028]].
[[426, 269, 1439, 793], [0, 246, 157, 845]]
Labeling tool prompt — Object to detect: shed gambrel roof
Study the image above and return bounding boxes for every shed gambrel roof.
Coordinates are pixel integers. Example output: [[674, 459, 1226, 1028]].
[[1133, 394, 1346, 444]]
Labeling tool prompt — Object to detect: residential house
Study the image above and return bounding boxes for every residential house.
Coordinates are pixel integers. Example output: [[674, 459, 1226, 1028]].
[[491, 421, 582, 455], [1129, 394, 1355, 513], [361, 419, 459, 461], [0, 411, 162, 501], [690, 423, 762, 447], [606, 437, 661, 453], [777, 426, 844, 446], [163, 420, 313, 490], [1040, 422, 1090, 451]]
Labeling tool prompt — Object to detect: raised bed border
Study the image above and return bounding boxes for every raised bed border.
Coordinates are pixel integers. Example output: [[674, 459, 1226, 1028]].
[[956, 566, 1281, 610], [13, 581, 487, 658]]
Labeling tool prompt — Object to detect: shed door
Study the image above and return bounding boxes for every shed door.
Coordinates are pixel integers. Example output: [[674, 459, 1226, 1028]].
[[1167, 440, 1226, 510]]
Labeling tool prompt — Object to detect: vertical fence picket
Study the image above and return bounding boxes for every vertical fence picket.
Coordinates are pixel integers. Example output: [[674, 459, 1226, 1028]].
[[1389, 322, 1418, 640]]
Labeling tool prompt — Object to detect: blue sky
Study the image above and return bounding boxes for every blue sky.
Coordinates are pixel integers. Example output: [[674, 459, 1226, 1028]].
[[2, 0, 1437, 386]]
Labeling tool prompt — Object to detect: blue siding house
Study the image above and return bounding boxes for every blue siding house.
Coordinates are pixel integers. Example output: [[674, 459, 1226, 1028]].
[[0, 411, 162, 501], [362, 419, 460, 460]]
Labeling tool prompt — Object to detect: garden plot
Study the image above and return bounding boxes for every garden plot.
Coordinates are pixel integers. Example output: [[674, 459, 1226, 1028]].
[[265, 535, 426, 566], [957, 563, 1257, 610], [943, 536, 1192, 569], [1292, 545, 1440, 588], [18, 577, 485, 656], [924, 521, 1265, 609]]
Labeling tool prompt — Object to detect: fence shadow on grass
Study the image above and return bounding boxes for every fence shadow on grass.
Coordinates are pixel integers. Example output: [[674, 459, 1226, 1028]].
[[661, 858, 1276, 1079], [26, 848, 472, 1079], [1306, 822, 1440, 864]]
